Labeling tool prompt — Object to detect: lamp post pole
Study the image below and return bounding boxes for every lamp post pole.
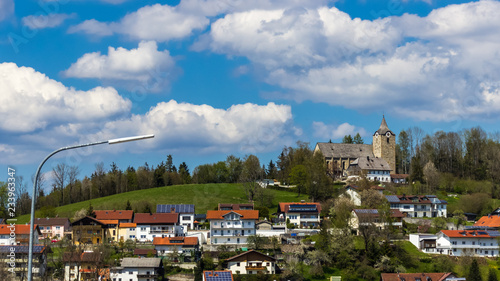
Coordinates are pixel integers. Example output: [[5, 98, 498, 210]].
[[27, 134, 154, 281]]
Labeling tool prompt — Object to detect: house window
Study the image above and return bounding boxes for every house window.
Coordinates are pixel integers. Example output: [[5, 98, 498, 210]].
[[141, 235, 146, 239], [227, 238, 230, 241], [462, 241, 465, 244], [237, 263, 240, 266], [141, 227, 146, 231], [56, 226, 60, 230], [452, 241, 457, 245], [473, 242, 476, 245], [182, 216, 190, 221]]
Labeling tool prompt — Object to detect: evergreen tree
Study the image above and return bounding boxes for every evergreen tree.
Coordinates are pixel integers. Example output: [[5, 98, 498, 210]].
[[468, 259, 482, 281], [353, 133, 364, 144], [342, 135, 353, 144], [267, 160, 278, 179], [166, 155, 174, 173], [86, 202, 95, 218], [488, 268, 498, 281], [125, 200, 132, 210]]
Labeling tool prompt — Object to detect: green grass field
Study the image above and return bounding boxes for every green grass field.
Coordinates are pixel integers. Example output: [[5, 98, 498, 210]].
[[16, 183, 309, 223]]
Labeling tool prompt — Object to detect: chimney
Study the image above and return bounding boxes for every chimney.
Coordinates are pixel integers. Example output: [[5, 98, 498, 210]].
[[171, 207, 176, 213]]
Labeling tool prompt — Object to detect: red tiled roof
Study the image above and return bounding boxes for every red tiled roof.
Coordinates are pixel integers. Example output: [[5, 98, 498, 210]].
[[206, 210, 259, 220], [0, 224, 39, 235], [381, 272, 454, 281], [225, 249, 276, 262], [120, 223, 136, 228], [278, 202, 322, 214], [390, 174, 409, 179], [134, 213, 178, 224], [440, 230, 496, 238], [95, 210, 133, 220], [370, 185, 385, 190], [353, 209, 404, 218], [153, 236, 198, 246], [474, 215, 500, 228]]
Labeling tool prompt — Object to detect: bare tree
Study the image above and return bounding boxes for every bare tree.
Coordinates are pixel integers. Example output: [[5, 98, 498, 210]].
[[68, 166, 80, 204], [53, 163, 68, 206]]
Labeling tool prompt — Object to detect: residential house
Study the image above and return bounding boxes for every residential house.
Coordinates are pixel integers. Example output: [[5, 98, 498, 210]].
[[63, 251, 108, 281], [349, 209, 404, 235], [118, 222, 137, 241], [134, 213, 183, 242], [314, 116, 397, 178], [133, 248, 157, 257], [347, 156, 392, 182], [157, 204, 195, 230], [385, 194, 447, 218], [381, 273, 465, 281], [218, 203, 254, 210], [226, 250, 276, 275], [207, 210, 259, 245], [409, 233, 438, 254], [0, 245, 48, 280], [473, 214, 500, 229], [99, 220, 119, 243], [437, 230, 500, 257], [95, 210, 134, 223], [0, 224, 40, 245], [110, 257, 163, 281], [34, 217, 70, 241], [255, 221, 286, 237], [153, 236, 199, 262], [390, 174, 409, 184], [277, 202, 321, 228], [71, 216, 106, 245], [203, 271, 234, 281]]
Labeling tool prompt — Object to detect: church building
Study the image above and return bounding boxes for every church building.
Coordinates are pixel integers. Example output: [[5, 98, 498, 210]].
[[314, 116, 396, 181]]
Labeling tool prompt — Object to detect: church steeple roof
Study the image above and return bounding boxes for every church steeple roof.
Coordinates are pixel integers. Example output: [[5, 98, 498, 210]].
[[374, 115, 394, 136]]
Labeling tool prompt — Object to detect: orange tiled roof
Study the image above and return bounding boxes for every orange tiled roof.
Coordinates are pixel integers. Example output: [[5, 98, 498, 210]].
[[440, 229, 495, 238], [134, 213, 178, 224], [206, 210, 259, 220], [278, 202, 322, 214], [95, 210, 133, 220], [98, 220, 119, 225], [474, 215, 500, 228], [153, 236, 198, 246], [120, 223, 136, 228], [0, 224, 38, 235]]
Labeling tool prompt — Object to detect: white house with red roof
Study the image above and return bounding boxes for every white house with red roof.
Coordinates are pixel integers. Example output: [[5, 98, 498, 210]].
[[134, 213, 183, 242], [33, 217, 70, 241], [277, 202, 321, 228], [0, 224, 40, 245], [437, 229, 500, 257], [207, 210, 259, 245], [385, 194, 447, 218], [226, 250, 276, 275], [153, 236, 199, 261]]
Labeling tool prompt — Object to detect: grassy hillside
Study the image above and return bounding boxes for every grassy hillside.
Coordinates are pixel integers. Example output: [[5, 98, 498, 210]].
[[16, 183, 309, 223]]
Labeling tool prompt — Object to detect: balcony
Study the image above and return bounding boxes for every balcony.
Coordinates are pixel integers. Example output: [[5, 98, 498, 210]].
[[149, 230, 174, 234], [299, 217, 320, 222], [138, 273, 157, 278], [246, 265, 267, 271]]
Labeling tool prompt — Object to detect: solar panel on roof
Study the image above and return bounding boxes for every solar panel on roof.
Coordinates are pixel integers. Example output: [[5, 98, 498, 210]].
[[355, 209, 378, 214], [156, 204, 195, 213], [385, 195, 400, 203], [487, 231, 500, 237], [204, 271, 233, 281]]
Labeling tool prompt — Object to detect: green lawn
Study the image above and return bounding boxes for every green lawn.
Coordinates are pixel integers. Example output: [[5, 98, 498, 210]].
[[17, 183, 309, 223]]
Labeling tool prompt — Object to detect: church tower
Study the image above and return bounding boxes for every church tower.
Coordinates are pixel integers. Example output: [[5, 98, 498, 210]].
[[372, 116, 396, 174]]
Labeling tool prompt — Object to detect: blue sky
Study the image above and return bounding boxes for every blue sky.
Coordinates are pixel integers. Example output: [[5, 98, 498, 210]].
[[1, 0, 500, 192]]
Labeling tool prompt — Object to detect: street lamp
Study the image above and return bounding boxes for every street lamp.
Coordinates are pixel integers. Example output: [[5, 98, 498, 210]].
[[27, 134, 154, 281]]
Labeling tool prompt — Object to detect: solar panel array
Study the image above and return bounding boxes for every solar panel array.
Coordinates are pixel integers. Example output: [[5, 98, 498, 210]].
[[289, 204, 317, 212], [354, 209, 379, 214], [204, 271, 233, 281], [487, 231, 500, 237], [156, 204, 195, 213], [0, 245, 45, 254], [385, 195, 400, 203]]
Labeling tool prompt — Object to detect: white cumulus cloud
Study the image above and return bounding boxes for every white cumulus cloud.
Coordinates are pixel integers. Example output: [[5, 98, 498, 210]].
[[0, 62, 131, 133], [22, 13, 76, 29], [0, 0, 14, 22], [197, 1, 500, 122], [313, 121, 367, 140], [90, 100, 297, 153], [64, 41, 177, 92]]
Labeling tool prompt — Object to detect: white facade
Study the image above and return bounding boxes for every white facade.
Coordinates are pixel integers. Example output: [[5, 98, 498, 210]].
[[179, 214, 195, 230], [136, 225, 183, 242], [110, 267, 160, 281], [209, 212, 257, 245], [387, 195, 447, 218], [409, 233, 438, 254], [366, 170, 391, 182], [228, 260, 275, 275], [436, 230, 500, 257], [284, 212, 320, 228]]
